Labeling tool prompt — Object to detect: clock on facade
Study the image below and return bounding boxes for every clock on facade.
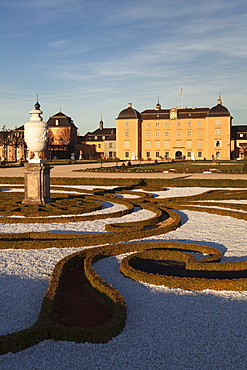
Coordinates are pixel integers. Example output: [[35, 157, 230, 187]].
[[170, 110, 177, 119]]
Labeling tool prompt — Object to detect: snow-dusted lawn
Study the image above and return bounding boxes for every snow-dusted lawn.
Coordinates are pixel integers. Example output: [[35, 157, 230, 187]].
[[0, 186, 247, 369]]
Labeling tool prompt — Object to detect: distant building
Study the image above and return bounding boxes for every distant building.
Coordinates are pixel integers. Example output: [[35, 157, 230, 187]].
[[116, 98, 233, 161], [82, 119, 116, 159], [0, 125, 26, 162], [46, 111, 78, 159], [231, 125, 247, 159]]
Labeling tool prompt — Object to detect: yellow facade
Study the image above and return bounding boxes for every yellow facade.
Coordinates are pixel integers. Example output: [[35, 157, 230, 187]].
[[116, 99, 232, 161], [116, 103, 142, 160]]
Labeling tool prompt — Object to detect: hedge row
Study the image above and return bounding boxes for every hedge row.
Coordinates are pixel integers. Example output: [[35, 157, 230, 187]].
[[0, 247, 127, 355], [2, 239, 247, 354], [174, 204, 247, 222], [0, 207, 180, 249], [0, 194, 135, 224], [1, 176, 246, 188], [105, 203, 163, 232], [119, 243, 247, 291], [158, 188, 247, 222]]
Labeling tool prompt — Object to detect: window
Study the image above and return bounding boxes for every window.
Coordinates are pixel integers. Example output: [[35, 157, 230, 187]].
[[146, 131, 151, 137], [186, 141, 192, 148], [155, 141, 160, 148], [164, 131, 170, 137], [146, 141, 151, 148], [176, 130, 182, 137], [155, 131, 160, 137], [215, 151, 221, 158], [240, 133, 244, 137], [214, 140, 221, 147], [124, 131, 129, 137], [155, 152, 160, 158], [164, 141, 170, 148], [187, 121, 192, 127], [216, 119, 221, 125], [215, 129, 221, 136], [176, 141, 182, 147], [124, 141, 130, 148], [94, 136, 98, 140], [165, 122, 169, 127], [197, 140, 203, 148], [155, 122, 160, 127], [187, 151, 192, 158], [176, 122, 181, 127], [197, 130, 203, 137], [197, 151, 203, 158], [124, 122, 129, 127], [98, 144, 101, 148], [198, 121, 203, 126], [187, 130, 192, 136], [164, 151, 170, 158], [146, 122, 150, 128], [146, 151, 151, 158], [125, 151, 130, 158], [102, 136, 105, 140], [109, 143, 113, 148], [55, 119, 59, 126]]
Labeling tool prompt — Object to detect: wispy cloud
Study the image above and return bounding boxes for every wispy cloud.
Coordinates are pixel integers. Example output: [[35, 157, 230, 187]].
[[0, 0, 247, 130], [48, 40, 69, 49]]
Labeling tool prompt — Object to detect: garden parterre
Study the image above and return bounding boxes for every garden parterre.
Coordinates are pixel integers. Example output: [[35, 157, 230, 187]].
[[0, 183, 247, 369]]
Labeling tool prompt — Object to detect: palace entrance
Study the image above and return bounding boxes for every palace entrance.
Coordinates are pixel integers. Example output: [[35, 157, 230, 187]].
[[175, 151, 182, 159]]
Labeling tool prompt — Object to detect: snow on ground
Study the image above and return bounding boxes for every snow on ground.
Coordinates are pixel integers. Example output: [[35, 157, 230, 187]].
[[0, 206, 154, 234], [147, 187, 245, 199], [0, 187, 247, 369], [185, 204, 247, 214]]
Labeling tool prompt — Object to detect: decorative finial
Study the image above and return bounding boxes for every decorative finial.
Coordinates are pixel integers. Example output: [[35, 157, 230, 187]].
[[99, 113, 103, 130], [34, 94, 40, 110], [155, 97, 161, 110], [218, 93, 222, 105]]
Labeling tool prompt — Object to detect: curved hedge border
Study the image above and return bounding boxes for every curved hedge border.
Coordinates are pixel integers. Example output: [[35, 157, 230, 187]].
[[0, 207, 180, 250], [0, 247, 127, 355], [105, 203, 163, 232], [159, 189, 247, 222], [0, 181, 247, 354], [120, 243, 247, 291], [2, 240, 247, 355], [0, 192, 135, 224]]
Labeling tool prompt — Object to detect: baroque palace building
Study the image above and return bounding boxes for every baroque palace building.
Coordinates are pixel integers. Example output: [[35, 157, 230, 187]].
[[81, 118, 116, 159], [116, 98, 233, 161]]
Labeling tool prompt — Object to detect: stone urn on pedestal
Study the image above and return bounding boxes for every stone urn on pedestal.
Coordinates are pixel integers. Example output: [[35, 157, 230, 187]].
[[22, 100, 53, 204]]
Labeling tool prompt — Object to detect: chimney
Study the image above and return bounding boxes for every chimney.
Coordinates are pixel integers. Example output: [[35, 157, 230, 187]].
[[128, 102, 132, 108]]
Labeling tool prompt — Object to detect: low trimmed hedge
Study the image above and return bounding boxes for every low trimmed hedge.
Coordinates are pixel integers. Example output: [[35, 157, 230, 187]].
[[0, 176, 247, 188], [0, 247, 127, 355], [120, 242, 247, 291], [0, 207, 180, 250], [105, 203, 164, 232], [2, 239, 247, 354], [0, 192, 135, 224]]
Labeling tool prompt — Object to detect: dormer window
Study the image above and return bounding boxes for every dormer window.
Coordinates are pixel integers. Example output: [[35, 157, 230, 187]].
[[94, 136, 97, 140], [55, 119, 59, 126]]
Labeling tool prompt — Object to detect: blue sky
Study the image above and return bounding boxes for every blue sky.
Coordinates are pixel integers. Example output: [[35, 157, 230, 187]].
[[0, 0, 246, 134]]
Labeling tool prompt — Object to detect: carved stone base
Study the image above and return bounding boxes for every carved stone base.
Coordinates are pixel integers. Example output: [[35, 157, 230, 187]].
[[22, 163, 53, 204]]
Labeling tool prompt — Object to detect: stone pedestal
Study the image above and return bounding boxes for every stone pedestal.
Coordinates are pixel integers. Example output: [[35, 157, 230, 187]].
[[22, 163, 53, 204]]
